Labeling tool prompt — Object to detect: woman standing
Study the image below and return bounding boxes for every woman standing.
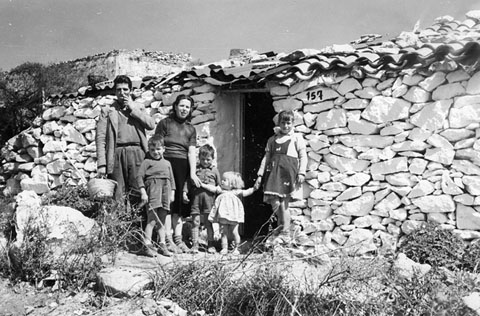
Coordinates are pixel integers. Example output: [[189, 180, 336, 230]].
[[155, 95, 201, 253]]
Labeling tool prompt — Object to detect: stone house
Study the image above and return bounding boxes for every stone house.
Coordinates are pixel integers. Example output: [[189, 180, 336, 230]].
[[2, 11, 480, 254]]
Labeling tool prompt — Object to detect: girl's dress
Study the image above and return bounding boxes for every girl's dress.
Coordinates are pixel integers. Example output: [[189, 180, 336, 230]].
[[263, 133, 302, 200], [208, 190, 245, 225]]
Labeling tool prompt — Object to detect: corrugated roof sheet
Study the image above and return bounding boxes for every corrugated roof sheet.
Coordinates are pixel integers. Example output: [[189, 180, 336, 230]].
[[49, 11, 480, 99], [162, 12, 480, 87]]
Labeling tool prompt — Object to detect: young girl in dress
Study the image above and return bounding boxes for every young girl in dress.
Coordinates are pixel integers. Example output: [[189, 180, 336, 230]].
[[137, 135, 175, 257], [254, 110, 308, 243], [208, 171, 256, 255]]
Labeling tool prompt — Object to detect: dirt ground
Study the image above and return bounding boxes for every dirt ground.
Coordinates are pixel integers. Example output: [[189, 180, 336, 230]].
[[0, 276, 169, 316], [0, 277, 92, 316], [0, 246, 349, 316]]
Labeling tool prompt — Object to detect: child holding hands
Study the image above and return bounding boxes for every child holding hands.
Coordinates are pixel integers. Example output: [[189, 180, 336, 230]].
[[208, 172, 256, 255], [188, 144, 221, 254], [137, 135, 175, 257], [255, 110, 307, 243]]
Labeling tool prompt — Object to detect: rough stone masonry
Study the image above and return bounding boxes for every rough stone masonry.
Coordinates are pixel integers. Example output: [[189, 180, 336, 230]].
[[2, 11, 480, 255]]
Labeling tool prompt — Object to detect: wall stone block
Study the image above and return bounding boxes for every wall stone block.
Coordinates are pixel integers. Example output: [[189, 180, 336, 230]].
[[402, 74, 424, 86], [403, 86, 431, 103], [410, 100, 452, 131], [371, 157, 408, 175], [440, 128, 475, 142], [354, 87, 380, 99], [272, 97, 303, 112], [408, 180, 435, 198], [456, 204, 480, 230], [452, 159, 480, 175], [454, 194, 475, 205], [389, 208, 408, 221], [424, 148, 455, 165], [449, 105, 480, 128], [419, 72, 446, 91], [353, 215, 382, 228], [315, 108, 347, 130], [303, 100, 334, 113], [347, 116, 379, 135], [343, 229, 376, 255], [42, 106, 66, 121], [342, 98, 369, 109], [433, 82, 466, 101], [466, 71, 480, 94], [336, 186, 362, 201], [401, 220, 424, 234], [310, 205, 332, 221], [74, 107, 101, 119], [336, 78, 361, 95], [296, 87, 339, 103], [412, 195, 455, 213], [462, 176, 480, 195], [335, 192, 374, 216], [73, 119, 96, 133], [446, 69, 470, 83], [324, 154, 370, 173], [456, 148, 480, 165], [361, 96, 411, 124]]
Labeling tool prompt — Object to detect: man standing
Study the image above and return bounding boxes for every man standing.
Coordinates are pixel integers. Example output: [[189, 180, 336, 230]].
[[96, 75, 156, 202]]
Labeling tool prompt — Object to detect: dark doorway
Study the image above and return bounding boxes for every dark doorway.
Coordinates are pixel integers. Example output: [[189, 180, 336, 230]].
[[243, 93, 276, 238]]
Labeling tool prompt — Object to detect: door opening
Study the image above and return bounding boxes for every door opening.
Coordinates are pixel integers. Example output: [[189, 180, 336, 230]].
[[242, 93, 276, 238]]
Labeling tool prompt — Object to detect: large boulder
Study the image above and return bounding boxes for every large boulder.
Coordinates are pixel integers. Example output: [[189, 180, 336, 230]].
[[97, 267, 153, 298], [13, 190, 98, 257], [97, 251, 172, 297], [392, 253, 431, 279]]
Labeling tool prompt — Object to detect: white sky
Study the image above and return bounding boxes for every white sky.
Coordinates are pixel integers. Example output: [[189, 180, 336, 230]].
[[0, 0, 479, 70]]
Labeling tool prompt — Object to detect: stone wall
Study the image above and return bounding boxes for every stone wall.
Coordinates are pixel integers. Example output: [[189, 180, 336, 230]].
[[0, 81, 218, 195], [156, 65, 480, 254], [2, 62, 480, 254], [264, 67, 480, 253]]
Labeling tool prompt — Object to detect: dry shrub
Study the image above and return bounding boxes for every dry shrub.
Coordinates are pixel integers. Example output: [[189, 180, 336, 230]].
[[0, 188, 143, 289], [149, 248, 480, 316], [384, 268, 479, 316], [462, 240, 480, 273], [42, 184, 94, 215], [6, 217, 53, 284], [398, 222, 465, 270], [150, 253, 390, 316], [151, 260, 231, 313]]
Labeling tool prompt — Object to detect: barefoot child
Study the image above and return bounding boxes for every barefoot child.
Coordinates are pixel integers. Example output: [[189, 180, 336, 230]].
[[208, 172, 256, 255], [137, 135, 175, 257], [188, 144, 221, 253], [255, 110, 307, 243]]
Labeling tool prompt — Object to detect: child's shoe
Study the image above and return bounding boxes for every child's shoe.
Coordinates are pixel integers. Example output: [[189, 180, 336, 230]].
[[176, 241, 190, 253], [274, 231, 291, 245], [206, 241, 216, 254], [166, 238, 181, 254], [220, 248, 228, 255], [144, 244, 158, 258], [157, 242, 172, 257], [189, 243, 199, 254], [174, 235, 190, 253]]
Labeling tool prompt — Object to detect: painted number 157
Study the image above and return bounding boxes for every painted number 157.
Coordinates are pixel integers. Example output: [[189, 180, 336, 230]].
[[306, 90, 323, 101]]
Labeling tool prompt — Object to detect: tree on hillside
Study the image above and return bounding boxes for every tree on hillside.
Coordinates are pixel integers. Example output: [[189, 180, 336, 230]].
[[0, 62, 46, 147], [43, 62, 83, 95]]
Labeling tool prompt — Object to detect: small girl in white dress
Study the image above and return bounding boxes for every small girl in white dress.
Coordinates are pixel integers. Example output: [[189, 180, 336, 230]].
[[208, 171, 256, 255]]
